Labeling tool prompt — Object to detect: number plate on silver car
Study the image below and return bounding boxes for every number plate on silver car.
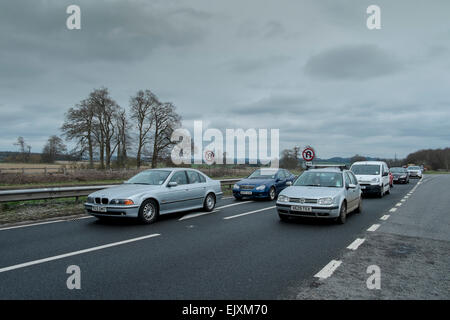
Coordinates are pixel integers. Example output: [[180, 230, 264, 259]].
[[92, 206, 107, 213], [291, 205, 312, 212]]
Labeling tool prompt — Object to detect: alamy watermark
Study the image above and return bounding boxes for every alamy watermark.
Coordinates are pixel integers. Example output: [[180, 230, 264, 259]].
[[170, 121, 280, 168]]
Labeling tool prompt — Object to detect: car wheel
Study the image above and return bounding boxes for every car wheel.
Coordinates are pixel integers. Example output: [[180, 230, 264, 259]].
[[138, 199, 158, 224], [278, 213, 290, 222], [337, 202, 347, 224], [355, 198, 362, 214], [203, 193, 216, 212], [268, 187, 276, 201]]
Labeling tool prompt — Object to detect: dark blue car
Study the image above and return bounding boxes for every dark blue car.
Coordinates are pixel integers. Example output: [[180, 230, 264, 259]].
[[233, 168, 296, 201]]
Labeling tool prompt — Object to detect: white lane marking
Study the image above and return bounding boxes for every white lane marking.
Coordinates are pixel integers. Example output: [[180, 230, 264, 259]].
[[68, 216, 95, 221], [367, 224, 380, 232], [401, 199, 406, 202], [179, 210, 219, 221], [314, 260, 342, 279], [0, 219, 64, 231], [347, 238, 365, 250], [395, 202, 402, 207], [380, 215, 390, 221], [0, 233, 161, 274], [216, 201, 253, 210], [389, 208, 397, 213], [221, 196, 234, 200], [223, 206, 275, 220], [404, 196, 409, 199]]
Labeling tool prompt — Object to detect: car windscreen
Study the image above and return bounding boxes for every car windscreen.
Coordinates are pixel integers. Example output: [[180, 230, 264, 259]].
[[294, 171, 343, 188], [125, 170, 171, 185], [390, 167, 405, 173], [351, 164, 380, 175], [248, 169, 277, 179]]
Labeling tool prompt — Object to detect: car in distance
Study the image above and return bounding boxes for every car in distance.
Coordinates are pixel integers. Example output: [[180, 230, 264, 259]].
[[350, 161, 390, 197], [407, 165, 423, 179], [276, 165, 362, 224], [85, 168, 222, 224], [233, 168, 296, 201], [390, 167, 409, 184]]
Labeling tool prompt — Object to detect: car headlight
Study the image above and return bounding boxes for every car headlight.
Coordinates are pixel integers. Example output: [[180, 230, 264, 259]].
[[255, 185, 266, 191], [371, 177, 379, 183], [233, 184, 240, 190], [318, 197, 334, 205], [278, 195, 289, 202], [400, 175, 406, 178], [110, 199, 134, 205]]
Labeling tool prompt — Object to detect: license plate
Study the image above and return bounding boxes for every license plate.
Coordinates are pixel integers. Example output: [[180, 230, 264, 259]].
[[92, 206, 107, 213], [240, 191, 252, 195], [361, 186, 366, 190], [291, 205, 312, 212]]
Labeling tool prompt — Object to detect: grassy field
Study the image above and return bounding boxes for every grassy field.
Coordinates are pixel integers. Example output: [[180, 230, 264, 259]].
[[424, 171, 450, 174]]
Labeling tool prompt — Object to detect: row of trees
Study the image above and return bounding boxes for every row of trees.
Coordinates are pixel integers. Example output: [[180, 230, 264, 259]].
[[61, 88, 181, 169]]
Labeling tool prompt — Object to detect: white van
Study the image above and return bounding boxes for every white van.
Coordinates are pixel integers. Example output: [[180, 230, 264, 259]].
[[350, 161, 390, 197]]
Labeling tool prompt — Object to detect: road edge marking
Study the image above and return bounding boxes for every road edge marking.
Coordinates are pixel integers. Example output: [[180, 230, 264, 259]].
[[314, 260, 342, 279]]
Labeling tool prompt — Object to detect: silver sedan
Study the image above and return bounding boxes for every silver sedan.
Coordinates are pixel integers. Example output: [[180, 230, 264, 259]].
[[276, 167, 362, 224], [85, 168, 223, 224]]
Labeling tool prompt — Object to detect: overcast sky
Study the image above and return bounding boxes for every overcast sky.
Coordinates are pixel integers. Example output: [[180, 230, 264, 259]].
[[1, 0, 449, 159]]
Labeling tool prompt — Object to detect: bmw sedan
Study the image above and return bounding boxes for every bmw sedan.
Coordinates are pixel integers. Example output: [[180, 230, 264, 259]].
[[276, 167, 362, 224], [233, 168, 296, 201], [85, 168, 223, 224]]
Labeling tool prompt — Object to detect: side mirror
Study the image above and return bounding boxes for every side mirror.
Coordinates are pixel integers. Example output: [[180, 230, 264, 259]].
[[168, 181, 178, 187], [286, 181, 293, 186], [383, 172, 388, 177], [348, 183, 357, 189]]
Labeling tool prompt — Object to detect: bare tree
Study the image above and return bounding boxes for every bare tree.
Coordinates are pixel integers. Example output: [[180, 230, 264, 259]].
[[116, 109, 130, 168], [148, 102, 181, 168], [130, 90, 158, 168], [89, 88, 120, 169], [41, 135, 67, 163], [13, 136, 31, 162], [61, 99, 96, 167]]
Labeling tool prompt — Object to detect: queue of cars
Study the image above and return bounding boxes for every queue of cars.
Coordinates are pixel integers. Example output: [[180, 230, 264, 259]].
[[85, 162, 423, 225]]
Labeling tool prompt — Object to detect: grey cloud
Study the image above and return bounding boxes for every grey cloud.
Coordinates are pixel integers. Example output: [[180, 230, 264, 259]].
[[224, 55, 292, 73], [304, 44, 402, 80]]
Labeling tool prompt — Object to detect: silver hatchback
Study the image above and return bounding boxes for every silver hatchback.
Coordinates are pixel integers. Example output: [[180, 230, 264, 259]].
[[276, 166, 362, 224], [85, 168, 223, 224]]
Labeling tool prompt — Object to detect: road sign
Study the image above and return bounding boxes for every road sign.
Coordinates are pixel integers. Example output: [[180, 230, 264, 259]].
[[302, 147, 315, 162]]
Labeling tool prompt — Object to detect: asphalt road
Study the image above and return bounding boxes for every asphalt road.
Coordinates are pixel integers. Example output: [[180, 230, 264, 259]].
[[0, 179, 421, 299]]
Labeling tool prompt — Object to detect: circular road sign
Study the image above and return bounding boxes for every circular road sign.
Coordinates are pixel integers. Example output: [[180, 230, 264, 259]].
[[302, 147, 315, 162]]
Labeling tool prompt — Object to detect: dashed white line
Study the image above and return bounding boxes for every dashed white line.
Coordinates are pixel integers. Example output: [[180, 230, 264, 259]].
[[367, 224, 380, 232], [0, 233, 161, 273], [223, 206, 275, 220], [216, 201, 253, 210], [389, 208, 397, 213], [395, 202, 402, 207], [314, 260, 342, 279], [347, 238, 365, 250], [179, 210, 219, 221], [380, 215, 390, 221], [401, 199, 406, 202]]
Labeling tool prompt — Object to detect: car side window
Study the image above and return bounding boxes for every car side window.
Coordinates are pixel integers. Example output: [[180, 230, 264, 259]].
[[170, 171, 188, 185], [198, 173, 206, 183], [349, 172, 357, 185], [277, 170, 286, 180], [187, 171, 200, 184], [344, 172, 351, 187]]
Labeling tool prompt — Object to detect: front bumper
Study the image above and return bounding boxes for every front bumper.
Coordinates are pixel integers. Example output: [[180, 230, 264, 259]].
[[393, 176, 408, 183], [359, 184, 382, 194], [84, 203, 140, 218], [276, 203, 340, 218], [233, 189, 270, 199]]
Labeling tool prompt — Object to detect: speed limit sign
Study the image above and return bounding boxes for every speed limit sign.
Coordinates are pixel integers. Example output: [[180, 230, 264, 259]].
[[302, 147, 315, 162]]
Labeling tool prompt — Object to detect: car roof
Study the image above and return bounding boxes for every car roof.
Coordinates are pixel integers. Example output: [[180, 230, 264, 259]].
[[351, 161, 385, 165]]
